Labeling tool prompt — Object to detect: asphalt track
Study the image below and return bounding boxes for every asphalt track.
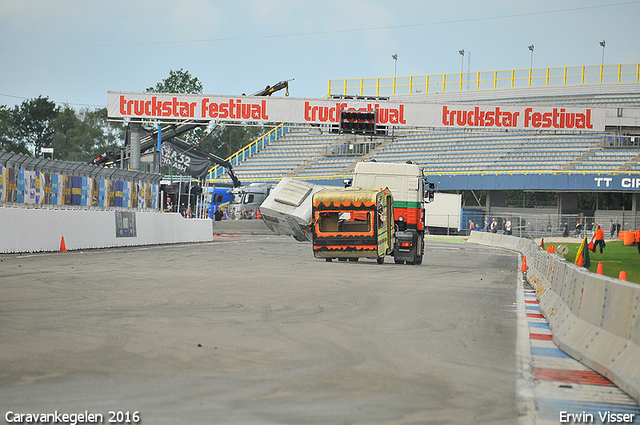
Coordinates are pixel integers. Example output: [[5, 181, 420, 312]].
[[0, 236, 519, 424]]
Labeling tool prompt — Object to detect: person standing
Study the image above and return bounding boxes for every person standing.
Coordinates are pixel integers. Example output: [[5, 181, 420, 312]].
[[609, 220, 616, 239], [468, 220, 475, 234], [490, 218, 498, 233], [505, 218, 512, 235], [562, 222, 569, 237], [636, 227, 640, 254], [592, 224, 605, 254], [575, 220, 582, 238]]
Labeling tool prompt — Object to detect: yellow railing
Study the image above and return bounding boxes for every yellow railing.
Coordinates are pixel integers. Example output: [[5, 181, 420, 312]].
[[207, 122, 294, 181], [327, 63, 640, 97]]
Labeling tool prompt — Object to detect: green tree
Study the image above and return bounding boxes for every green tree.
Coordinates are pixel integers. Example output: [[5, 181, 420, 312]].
[[0, 105, 30, 155], [146, 68, 203, 94], [51, 106, 124, 162], [12, 96, 59, 157]]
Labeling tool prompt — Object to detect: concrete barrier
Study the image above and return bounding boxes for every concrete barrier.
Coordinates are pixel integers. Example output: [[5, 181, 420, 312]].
[[467, 230, 640, 404], [0, 206, 213, 253], [212, 218, 272, 235]]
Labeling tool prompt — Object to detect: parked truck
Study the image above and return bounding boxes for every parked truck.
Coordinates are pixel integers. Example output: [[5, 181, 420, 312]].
[[227, 182, 272, 220]]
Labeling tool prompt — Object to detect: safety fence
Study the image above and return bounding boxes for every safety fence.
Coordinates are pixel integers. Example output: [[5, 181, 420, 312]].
[[468, 231, 640, 405], [0, 151, 162, 210], [328, 63, 640, 97], [463, 213, 640, 239]]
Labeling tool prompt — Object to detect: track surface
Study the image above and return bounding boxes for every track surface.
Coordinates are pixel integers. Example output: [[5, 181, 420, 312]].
[[0, 236, 519, 424]]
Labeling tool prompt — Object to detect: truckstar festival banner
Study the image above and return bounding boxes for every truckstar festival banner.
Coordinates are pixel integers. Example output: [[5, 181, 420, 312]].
[[107, 91, 606, 132]]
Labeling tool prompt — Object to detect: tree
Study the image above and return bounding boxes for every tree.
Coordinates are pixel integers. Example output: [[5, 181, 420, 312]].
[[146, 68, 203, 94], [51, 106, 123, 162], [0, 105, 30, 155], [12, 96, 59, 157]]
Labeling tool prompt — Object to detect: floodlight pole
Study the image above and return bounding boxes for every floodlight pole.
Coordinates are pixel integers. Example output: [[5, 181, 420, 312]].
[[392, 54, 398, 94], [528, 45, 534, 69]]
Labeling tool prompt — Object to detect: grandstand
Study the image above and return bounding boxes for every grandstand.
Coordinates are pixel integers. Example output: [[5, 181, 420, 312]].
[[208, 63, 640, 234]]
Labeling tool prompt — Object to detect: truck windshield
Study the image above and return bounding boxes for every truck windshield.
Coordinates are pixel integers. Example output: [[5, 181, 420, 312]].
[[231, 193, 243, 204]]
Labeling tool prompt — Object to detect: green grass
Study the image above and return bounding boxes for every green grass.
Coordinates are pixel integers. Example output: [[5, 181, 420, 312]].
[[557, 240, 640, 284]]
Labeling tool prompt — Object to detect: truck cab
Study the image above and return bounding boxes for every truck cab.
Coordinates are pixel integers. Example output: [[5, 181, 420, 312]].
[[227, 183, 271, 220], [352, 161, 434, 265]]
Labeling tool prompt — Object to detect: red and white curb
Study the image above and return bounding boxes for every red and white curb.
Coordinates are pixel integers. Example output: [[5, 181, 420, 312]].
[[516, 261, 640, 424]]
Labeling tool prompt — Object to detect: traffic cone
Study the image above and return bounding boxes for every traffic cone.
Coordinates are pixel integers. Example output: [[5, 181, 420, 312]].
[[596, 262, 603, 275], [547, 245, 555, 254], [59, 236, 67, 252], [619, 271, 627, 281], [520, 256, 528, 272]]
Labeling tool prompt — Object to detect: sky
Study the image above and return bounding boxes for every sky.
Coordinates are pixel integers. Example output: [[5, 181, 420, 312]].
[[1, 0, 639, 111]]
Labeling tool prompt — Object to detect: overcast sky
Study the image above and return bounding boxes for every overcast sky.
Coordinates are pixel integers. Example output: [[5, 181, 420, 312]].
[[1, 0, 639, 110]]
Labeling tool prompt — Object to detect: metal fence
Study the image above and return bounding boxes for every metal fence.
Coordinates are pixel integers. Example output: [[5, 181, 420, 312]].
[[328, 63, 640, 97], [0, 150, 162, 210], [459, 212, 639, 240]]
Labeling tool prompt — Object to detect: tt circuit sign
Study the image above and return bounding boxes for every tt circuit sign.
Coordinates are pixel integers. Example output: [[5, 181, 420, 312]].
[[107, 92, 606, 132], [427, 173, 640, 192]]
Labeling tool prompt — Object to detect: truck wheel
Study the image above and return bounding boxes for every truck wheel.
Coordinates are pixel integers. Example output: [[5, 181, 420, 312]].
[[338, 257, 347, 262], [415, 254, 423, 265], [377, 257, 385, 264], [394, 258, 404, 264], [348, 258, 359, 262], [325, 258, 333, 262]]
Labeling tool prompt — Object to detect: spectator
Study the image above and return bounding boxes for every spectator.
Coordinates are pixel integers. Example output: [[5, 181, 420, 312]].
[[636, 227, 640, 254], [575, 220, 582, 238], [616, 221, 621, 238], [592, 224, 605, 254], [164, 196, 173, 212], [504, 218, 512, 235], [490, 218, 498, 233], [562, 222, 569, 237], [609, 220, 616, 239], [485, 217, 491, 232], [214, 206, 224, 221], [468, 220, 475, 233]]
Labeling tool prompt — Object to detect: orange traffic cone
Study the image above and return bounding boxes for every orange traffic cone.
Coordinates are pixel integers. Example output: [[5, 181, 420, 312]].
[[59, 236, 67, 252], [547, 245, 555, 254], [520, 256, 528, 272], [596, 262, 603, 275], [619, 271, 627, 281]]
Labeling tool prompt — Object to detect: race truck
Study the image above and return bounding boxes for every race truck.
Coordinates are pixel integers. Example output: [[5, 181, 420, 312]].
[[259, 161, 435, 265], [350, 161, 434, 265]]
